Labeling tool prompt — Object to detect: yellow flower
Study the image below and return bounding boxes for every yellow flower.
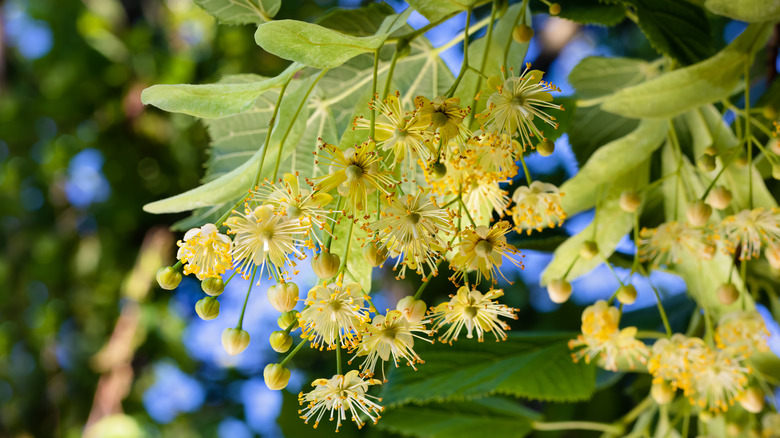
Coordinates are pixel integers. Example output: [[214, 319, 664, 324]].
[[647, 334, 707, 393], [429, 287, 517, 344], [310, 140, 395, 218], [462, 175, 512, 222], [298, 370, 383, 431], [718, 207, 780, 260], [478, 64, 562, 148], [176, 223, 232, 280], [715, 311, 770, 356], [370, 189, 454, 280], [511, 181, 566, 234], [349, 310, 431, 381], [568, 300, 649, 372], [414, 95, 471, 145], [449, 221, 524, 285], [466, 131, 519, 179], [687, 348, 749, 413], [638, 221, 707, 266], [226, 204, 308, 279], [355, 92, 433, 164], [299, 282, 369, 349]]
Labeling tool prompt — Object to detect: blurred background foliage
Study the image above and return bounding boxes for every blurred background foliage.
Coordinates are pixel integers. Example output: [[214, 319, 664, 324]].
[[0, 0, 778, 437]]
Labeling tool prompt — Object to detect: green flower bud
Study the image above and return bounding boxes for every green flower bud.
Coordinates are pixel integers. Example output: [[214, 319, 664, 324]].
[[686, 200, 712, 227], [580, 241, 599, 260], [363, 242, 388, 267], [616, 284, 637, 305], [430, 162, 447, 179], [707, 186, 732, 210], [156, 266, 182, 290], [549, 3, 561, 15], [277, 311, 300, 330], [396, 296, 427, 323], [547, 279, 572, 304], [512, 25, 534, 43], [269, 330, 293, 353], [717, 283, 739, 305], [264, 363, 291, 390], [763, 105, 777, 120], [311, 252, 340, 279], [536, 138, 555, 157], [267, 282, 299, 313], [195, 297, 220, 320], [651, 380, 675, 405], [698, 154, 717, 172], [619, 190, 642, 213], [739, 387, 764, 413], [221, 328, 250, 356], [201, 277, 225, 296]]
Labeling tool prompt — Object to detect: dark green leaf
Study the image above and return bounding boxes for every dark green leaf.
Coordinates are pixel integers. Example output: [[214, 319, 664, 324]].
[[555, 0, 625, 26]]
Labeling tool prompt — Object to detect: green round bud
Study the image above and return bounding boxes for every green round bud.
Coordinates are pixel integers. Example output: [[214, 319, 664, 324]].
[[267, 282, 299, 313], [363, 242, 388, 267], [201, 277, 225, 296], [396, 296, 428, 323], [763, 105, 777, 120], [651, 380, 675, 405], [686, 200, 712, 227], [547, 279, 572, 304], [312, 252, 341, 279], [264, 363, 291, 390], [156, 266, 182, 290], [549, 2, 561, 15], [698, 154, 717, 172], [739, 387, 764, 413], [269, 330, 293, 353], [707, 186, 732, 210], [580, 241, 599, 260], [619, 190, 642, 213], [512, 25, 534, 44], [430, 162, 447, 179], [717, 283, 739, 305], [277, 311, 300, 330], [221, 327, 250, 356], [616, 284, 637, 305], [195, 297, 220, 320], [536, 138, 555, 157]]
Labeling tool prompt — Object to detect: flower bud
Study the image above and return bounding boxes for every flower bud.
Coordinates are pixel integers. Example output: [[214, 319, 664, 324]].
[[616, 284, 637, 305], [363, 242, 388, 267], [717, 283, 739, 305], [698, 154, 716, 172], [739, 387, 765, 413], [201, 277, 225, 296], [619, 190, 642, 213], [396, 296, 427, 323], [763, 105, 777, 120], [686, 200, 712, 227], [726, 422, 742, 437], [762, 413, 780, 436], [512, 25, 534, 43], [549, 3, 561, 15], [278, 310, 300, 330], [547, 279, 572, 304], [264, 363, 291, 390], [156, 266, 182, 290], [651, 380, 675, 405], [430, 162, 447, 179], [580, 241, 599, 260], [536, 138, 555, 156], [195, 297, 220, 320], [221, 328, 250, 356], [269, 330, 293, 353], [766, 245, 780, 270], [703, 146, 718, 156], [267, 282, 299, 313], [707, 186, 732, 210], [311, 252, 340, 279]]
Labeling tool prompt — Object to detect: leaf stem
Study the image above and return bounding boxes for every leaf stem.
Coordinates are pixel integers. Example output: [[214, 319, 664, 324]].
[[370, 50, 380, 140], [532, 421, 623, 435], [466, 0, 497, 128], [445, 8, 473, 98], [518, 152, 533, 183], [237, 266, 257, 329], [253, 80, 291, 188], [279, 338, 307, 367], [744, 59, 753, 209], [336, 333, 343, 375]]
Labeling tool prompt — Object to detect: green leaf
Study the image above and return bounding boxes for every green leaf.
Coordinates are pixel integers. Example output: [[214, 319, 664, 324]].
[[254, 10, 411, 69], [704, 0, 780, 22], [140, 66, 301, 119], [625, 0, 714, 65], [560, 119, 666, 215], [194, 0, 280, 24], [380, 334, 596, 406], [378, 397, 540, 438], [331, 218, 373, 293], [532, 97, 575, 142], [568, 106, 639, 165], [315, 3, 398, 36], [600, 23, 772, 119], [404, 0, 480, 23], [568, 56, 654, 100], [555, 0, 625, 26]]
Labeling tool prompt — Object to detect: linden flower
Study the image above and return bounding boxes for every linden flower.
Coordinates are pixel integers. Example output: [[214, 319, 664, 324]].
[[310, 140, 395, 217], [718, 208, 780, 260], [253, 173, 334, 247], [429, 287, 518, 344], [450, 221, 524, 285], [715, 311, 770, 356], [298, 370, 383, 431], [299, 282, 369, 349], [462, 176, 512, 222], [370, 189, 454, 279], [176, 223, 232, 280], [647, 334, 708, 393], [414, 95, 471, 144], [511, 181, 566, 234], [638, 221, 706, 266], [349, 310, 431, 381], [355, 92, 433, 164], [466, 131, 519, 179], [226, 204, 308, 278], [478, 64, 562, 148], [568, 300, 649, 372], [688, 348, 749, 413]]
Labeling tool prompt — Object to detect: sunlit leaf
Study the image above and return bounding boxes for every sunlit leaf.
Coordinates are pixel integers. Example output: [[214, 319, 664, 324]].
[[194, 0, 280, 24]]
